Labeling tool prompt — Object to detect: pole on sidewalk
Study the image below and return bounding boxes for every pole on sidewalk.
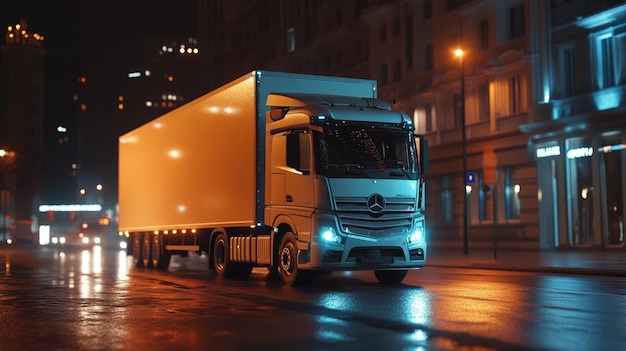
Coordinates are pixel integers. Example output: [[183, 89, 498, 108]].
[[493, 184, 498, 260]]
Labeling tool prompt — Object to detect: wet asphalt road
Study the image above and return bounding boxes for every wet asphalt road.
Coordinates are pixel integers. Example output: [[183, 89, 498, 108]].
[[1, 244, 625, 351]]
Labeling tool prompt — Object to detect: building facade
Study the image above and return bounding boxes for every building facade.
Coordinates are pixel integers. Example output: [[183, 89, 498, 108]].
[[521, 0, 626, 248], [0, 20, 45, 233], [200, 0, 625, 251]]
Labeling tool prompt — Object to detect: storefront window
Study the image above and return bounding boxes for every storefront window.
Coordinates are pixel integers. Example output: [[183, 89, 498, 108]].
[[600, 132, 624, 245], [478, 171, 493, 222], [440, 176, 453, 223], [505, 167, 521, 220], [566, 137, 594, 246]]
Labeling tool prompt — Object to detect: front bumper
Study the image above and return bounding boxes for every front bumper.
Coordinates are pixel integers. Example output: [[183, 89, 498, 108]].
[[301, 232, 427, 271]]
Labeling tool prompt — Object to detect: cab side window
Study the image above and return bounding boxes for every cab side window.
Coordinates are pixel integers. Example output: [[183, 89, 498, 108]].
[[286, 131, 310, 174]]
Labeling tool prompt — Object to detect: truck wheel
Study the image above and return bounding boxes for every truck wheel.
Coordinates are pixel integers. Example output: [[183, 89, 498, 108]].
[[132, 233, 144, 268], [374, 270, 408, 284], [213, 233, 231, 277], [278, 233, 300, 285], [152, 235, 171, 270], [142, 233, 153, 268]]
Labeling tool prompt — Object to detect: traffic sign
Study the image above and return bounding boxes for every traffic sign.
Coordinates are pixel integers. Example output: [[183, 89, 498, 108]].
[[466, 172, 476, 184]]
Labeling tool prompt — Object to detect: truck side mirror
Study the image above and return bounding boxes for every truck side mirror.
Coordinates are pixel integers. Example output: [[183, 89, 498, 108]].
[[418, 136, 428, 174]]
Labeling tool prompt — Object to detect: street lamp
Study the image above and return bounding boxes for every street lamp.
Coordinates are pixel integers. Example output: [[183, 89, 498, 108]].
[[455, 49, 469, 255]]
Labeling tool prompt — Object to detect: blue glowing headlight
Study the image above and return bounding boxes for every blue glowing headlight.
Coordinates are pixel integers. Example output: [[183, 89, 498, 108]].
[[321, 227, 342, 244], [407, 222, 425, 244]]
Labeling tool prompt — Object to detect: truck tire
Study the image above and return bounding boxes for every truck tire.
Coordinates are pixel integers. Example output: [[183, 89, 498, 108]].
[[132, 233, 144, 268], [152, 234, 171, 270], [374, 269, 408, 284], [142, 233, 153, 268], [278, 232, 300, 285], [213, 233, 231, 277]]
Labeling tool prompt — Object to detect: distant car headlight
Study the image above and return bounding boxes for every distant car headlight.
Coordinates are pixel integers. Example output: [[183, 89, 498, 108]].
[[52, 237, 59, 244], [120, 241, 128, 250], [59, 237, 67, 244], [93, 237, 101, 244], [82, 237, 90, 244]]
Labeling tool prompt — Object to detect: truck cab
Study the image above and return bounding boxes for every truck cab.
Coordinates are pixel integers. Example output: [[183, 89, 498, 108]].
[[265, 94, 428, 284]]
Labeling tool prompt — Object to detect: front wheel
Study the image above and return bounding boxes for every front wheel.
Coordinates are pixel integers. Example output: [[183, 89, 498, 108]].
[[278, 233, 312, 285], [374, 269, 408, 284]]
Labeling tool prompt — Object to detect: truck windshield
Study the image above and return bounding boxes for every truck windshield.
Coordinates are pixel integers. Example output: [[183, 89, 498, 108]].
[[314, 126, 418, 179]]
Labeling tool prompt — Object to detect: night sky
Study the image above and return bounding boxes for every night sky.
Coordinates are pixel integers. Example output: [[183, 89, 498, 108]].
[[2, 0, 197, 119], [2, 0, 198, 204]]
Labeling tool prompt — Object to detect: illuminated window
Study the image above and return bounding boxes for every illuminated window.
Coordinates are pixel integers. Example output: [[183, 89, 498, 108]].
[[413, 104, 435, 134], [566, 137, 594, 246], [593, 32, 618, 89], [505, 167, 521, 220], [509, 75, 521, 114]]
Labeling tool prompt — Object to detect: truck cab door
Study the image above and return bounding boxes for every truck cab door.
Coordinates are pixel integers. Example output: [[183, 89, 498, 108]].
[[284, 131, 314, 209], [270, 130, 314, 208]]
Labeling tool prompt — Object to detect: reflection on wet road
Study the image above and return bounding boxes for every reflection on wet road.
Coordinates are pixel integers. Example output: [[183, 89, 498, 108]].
[[1, 245, 625, 350]]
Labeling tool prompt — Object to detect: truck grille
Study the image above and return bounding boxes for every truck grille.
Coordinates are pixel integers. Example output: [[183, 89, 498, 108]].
[[335, 196, 415, 238]]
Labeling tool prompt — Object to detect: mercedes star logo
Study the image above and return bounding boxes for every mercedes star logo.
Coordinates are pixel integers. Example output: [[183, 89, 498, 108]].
[[367, 194, 385, 214]]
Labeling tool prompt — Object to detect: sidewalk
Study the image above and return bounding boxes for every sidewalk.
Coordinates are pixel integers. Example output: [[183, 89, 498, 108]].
[[426, 245, 626, 277]]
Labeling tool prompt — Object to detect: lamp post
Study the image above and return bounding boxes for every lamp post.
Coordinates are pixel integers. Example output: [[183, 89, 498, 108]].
[[455, 49, 469, 255]]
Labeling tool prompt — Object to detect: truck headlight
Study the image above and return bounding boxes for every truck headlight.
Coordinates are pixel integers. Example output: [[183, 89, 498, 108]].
[[320, 226, 342, 245], [407, 222, 425, 244]]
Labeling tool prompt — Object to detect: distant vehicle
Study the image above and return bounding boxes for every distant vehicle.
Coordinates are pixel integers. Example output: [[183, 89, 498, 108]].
[[38, 204, 115, 248], [119, 70, 429, 285]]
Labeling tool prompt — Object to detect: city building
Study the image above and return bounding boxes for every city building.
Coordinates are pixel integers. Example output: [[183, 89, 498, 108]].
[[200, 0, 625, 251], [520, 0, 626, 248], [0, 20, 45, 238]]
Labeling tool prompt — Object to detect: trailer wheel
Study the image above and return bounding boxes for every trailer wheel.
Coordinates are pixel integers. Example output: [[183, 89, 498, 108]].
[[132, 233, 144, 268], [152, 234, 171, 270], [213, 233, 230, 277], [278, 232, 300, 285], [142, 233, 153, 268], [374, 270, 408, 284]]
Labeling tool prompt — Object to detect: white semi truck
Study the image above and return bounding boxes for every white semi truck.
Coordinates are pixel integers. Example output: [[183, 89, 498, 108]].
[[118, 70, 428, 285]]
